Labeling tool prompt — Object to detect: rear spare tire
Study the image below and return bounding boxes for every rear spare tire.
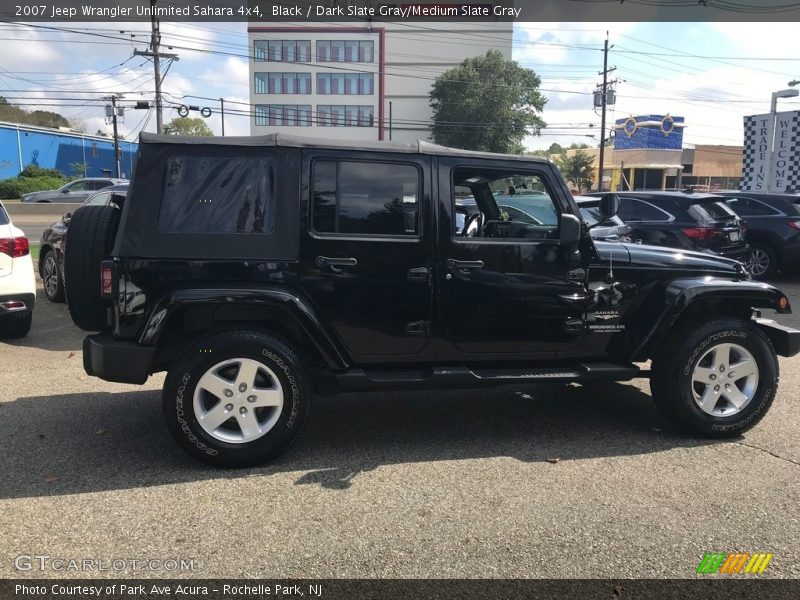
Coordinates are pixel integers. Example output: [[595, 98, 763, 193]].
[[64, 205, 120, 332]]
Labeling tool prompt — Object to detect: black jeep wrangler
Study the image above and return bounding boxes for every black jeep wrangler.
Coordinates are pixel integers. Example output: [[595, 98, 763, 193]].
[[64, 133, 800, 467]]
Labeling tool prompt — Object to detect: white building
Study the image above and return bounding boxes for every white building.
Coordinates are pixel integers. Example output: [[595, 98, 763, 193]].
[[247, 19, 513, 143]]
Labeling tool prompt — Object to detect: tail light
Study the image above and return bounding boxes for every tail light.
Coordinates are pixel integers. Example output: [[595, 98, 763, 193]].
[[101, 263, 113, 298], [788, 220, 800, 231], [0, 236, 29, 257], [682, 227, 725, 241]]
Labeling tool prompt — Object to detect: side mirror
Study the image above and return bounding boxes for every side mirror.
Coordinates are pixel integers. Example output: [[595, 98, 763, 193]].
[[599, 193, 620, 219], [61, 188, 70, 193], [63, 212, 72, 222], [560, 213, 582, 245]]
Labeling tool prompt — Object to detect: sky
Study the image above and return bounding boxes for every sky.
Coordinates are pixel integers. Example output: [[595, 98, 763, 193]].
[[1, 21, 799, 150]]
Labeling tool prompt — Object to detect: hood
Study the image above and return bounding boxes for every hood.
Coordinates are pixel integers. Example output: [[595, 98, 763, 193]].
[[622, 242, 745, 276]]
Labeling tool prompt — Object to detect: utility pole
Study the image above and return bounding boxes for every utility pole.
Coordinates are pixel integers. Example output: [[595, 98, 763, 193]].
[[596, 32, 616, 192], [103, 94, 123, 178], [220, 98, 225, 136], [134, 0, 179, 134]]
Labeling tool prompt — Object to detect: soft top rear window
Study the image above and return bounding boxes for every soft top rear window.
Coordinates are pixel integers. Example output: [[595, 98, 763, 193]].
[[158, 155, 275, 234]]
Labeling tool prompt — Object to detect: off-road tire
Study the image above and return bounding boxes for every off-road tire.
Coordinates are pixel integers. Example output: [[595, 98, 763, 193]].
[[651, 317, 778, 438], [162, 329, 313, 467], [63, 206, 120, 331], [0, 311, 32, 338]]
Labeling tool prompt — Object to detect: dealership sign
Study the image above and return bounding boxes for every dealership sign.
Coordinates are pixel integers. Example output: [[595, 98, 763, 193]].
[[741, 111, 800, 193]]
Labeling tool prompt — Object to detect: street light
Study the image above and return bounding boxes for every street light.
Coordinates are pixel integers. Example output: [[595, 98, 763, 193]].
[[764, 88, 800, 192]]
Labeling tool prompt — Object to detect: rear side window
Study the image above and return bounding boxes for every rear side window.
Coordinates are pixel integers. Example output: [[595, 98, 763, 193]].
[[618, 198, 671, 222], [312, 160, 419, 236], [725, 197, 781, 217], [158, 156, 275, 234], [0, 205, 8, 225]]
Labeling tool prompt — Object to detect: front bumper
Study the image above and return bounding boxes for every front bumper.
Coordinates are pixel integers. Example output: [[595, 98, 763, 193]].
[[755, 318, 800, 357], [83, 333, 156, 384]]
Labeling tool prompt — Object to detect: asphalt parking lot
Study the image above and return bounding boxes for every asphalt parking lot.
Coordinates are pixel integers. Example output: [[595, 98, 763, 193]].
[[1, 277, 799, 579]]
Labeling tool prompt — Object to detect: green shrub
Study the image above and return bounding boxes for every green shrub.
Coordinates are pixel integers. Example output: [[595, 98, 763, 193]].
[[19, 164, 63, 179], [0, 175, 66, 199]]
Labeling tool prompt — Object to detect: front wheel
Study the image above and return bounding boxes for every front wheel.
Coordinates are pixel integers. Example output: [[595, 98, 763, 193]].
[[162, 329, 312, 467], [651, 317, 778, 438]]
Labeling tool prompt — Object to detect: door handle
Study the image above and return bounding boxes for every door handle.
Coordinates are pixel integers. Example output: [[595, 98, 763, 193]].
[[446, 259, 484, 270], [316, 256, 358, 268]]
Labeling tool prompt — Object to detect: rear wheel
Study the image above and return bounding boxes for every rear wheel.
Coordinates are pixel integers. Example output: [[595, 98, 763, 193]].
[[63, 206, 119, 331], [748, 243, 777, 279], [651, 317, 777, 437], [41, 250, 65, 303], [162, 329, 313, 467]]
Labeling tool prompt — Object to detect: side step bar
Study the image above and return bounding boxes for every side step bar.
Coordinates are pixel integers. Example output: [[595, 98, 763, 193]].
[[333, 363, 644, 391]]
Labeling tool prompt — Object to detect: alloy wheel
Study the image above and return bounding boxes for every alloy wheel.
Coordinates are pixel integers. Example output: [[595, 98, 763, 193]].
[[748, 248, 771, 277], [691, 343, 759, 417], [192, 358, 284, 444], [43, 255, 60, 298]]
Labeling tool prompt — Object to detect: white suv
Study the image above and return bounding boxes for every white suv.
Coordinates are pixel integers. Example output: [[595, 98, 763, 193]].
[[0, 201, 35, 337]]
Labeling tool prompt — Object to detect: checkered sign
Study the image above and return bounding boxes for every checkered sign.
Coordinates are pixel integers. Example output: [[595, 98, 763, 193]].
[[741, 110, 800, 193]]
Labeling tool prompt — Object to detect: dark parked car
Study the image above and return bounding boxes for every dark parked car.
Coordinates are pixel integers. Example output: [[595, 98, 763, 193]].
[[714, 191, 800, 277], [587, 191, 750, 263], [39, 184, 127, 302], [63, 133, 799, 467], [574, 195, 632, 241], [21, 177, 127, 203]]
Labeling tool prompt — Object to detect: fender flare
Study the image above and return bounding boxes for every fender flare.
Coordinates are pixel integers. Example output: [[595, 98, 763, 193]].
[[630, 278, 791, 361], [139, 283, 350, 370]]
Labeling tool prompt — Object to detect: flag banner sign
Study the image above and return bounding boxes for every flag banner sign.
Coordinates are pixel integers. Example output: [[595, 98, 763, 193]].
[[741, 111, 800, 193]]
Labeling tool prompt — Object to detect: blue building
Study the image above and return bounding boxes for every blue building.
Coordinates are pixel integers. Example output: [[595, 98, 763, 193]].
[[0, 121, 138, 180]]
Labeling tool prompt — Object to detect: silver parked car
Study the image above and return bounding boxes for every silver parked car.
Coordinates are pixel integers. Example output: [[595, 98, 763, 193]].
[[21, 177, 127, 203]]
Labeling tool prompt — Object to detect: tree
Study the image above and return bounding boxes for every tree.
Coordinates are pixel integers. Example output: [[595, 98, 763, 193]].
[[164, 117, 213, 137], [555, 150, 595, 193], [429, 50, 546, 154], [0, 97, 71, 129]]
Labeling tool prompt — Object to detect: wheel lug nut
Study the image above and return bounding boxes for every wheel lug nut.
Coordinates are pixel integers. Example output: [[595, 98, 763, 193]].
[[728, 372, 735, 378], [709, 374, 716, 380], [225, 403, 233, 411], [239, 383, 247, 392], [719, 366, 725, 372], [239, 407, 247, 415], [224, 389, 233, 397], [247, 395, 256, 403], [714, 385, 720, 392]]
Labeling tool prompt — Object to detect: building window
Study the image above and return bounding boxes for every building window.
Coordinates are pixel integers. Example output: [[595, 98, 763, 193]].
[[254, 105, 312, 127], [317, 105, 373, 127], [317, 73, 373, 95], [316, 40, 374, 63], [312, 160, 419, 236], [254, 72, 312, 94], [254, 40, 311, 62]]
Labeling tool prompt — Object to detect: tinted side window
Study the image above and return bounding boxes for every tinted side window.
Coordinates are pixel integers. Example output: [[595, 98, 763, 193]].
[[726, 198, 781, 217], [158, 156, 275, 234], [312, 160, 419, 236], [619, 199, 670, 222], [68, 180, 90, 192], [89, 180, 112, 190], [0, 204, 8, 225]]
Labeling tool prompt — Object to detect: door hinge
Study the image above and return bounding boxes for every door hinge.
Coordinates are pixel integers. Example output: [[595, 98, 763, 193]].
[[407, 266, 430, 282], [406, 320, 431, 336]]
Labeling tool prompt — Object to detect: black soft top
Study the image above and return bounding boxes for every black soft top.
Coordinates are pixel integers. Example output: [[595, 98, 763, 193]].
[[137, 132, 550, 162]]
